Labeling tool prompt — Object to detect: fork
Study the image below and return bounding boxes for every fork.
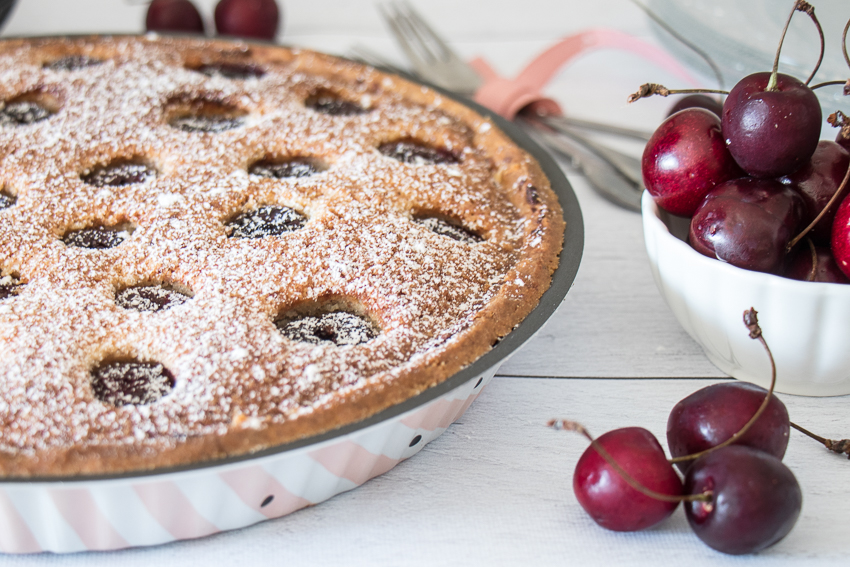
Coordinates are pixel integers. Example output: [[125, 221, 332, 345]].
[[376, 1, 645, 212]]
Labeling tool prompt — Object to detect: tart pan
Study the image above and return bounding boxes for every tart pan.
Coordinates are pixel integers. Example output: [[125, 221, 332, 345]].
[[0, 41, 584, 554]]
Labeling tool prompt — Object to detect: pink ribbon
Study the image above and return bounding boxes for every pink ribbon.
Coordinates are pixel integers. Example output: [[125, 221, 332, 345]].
[[469, 28, 704, 119]]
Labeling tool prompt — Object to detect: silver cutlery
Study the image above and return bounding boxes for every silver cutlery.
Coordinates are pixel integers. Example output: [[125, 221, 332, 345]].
[[374, 1, 646, 211], [0, 0, 15, 30]]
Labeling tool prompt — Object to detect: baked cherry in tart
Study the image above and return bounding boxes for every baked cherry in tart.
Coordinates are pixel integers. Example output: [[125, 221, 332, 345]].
[[0, 100, 52, 126], [44, 56, 103, 71], [92, 360, 176, 406], [249, 158, 324, 179], [379, 140, 460, 165], [193, 62, 265, 80], [168, 98, 247, 133], [62, 225, 134, 249], [0, 189, 14, 209], [83, 162, 157, 187], [277, 311, 379, 346], [227, 205, 307, 238], [115, 285, 190, 312], [0, 276, 21, 300], [415, 216, 481, 243], [305, 90, 368, 116], [171, 113, 245, 133]]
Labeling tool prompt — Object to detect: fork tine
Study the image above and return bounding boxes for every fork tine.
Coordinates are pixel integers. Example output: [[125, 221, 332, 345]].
[[379, 0, 484, 93], [379, 3, 434, 69], [398, 1, 452, 61]]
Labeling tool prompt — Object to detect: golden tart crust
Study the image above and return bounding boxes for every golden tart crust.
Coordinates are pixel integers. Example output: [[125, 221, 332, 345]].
[[0, 36, 564, 477]]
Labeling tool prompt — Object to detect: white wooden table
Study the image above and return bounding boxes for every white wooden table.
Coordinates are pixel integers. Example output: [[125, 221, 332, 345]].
[[1, 1, 847, 565]]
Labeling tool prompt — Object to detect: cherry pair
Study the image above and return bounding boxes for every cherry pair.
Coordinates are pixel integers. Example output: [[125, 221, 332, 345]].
[[557, 310, 801, 555], [146, 0, 280, 40]]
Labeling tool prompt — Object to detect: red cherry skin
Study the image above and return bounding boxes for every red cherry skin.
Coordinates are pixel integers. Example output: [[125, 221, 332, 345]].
[[836, 130, 850, 153], [722, 72, 821, 178], [667, 382, 790, 472], [642, 108, 743, 216], [666, 94, 723, 118], [830, 192, 850, 279], [785, 245, 850, 283], [214, 0, 280, 40], [689, 177, 805, 274], [145, 0, 205, 34], [573, 427, 682, 532], [685, 446, 802, 555], [779, 141, 850, 246]]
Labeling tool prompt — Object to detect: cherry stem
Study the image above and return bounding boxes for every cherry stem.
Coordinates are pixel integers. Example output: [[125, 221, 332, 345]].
[[843, 17, 850, 70], [628, 0, 724, 90], [809, 80, 848, 90], [627, 84, 728, 104], [548, 419, 711, 503], [787, 156, 850, 251], [668, 308, 776, 465], [805, 237, 817, 282], [790, 421, 850, 459], [767, 1, 805, 91], [798, 2, 824, 85]]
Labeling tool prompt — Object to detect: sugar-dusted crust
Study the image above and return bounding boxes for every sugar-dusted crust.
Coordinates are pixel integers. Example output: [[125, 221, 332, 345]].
[[0, 35, 564, 477]]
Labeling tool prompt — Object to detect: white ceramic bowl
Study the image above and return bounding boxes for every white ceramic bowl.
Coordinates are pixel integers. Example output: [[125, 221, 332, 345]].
[[642, 190, 850, 397]]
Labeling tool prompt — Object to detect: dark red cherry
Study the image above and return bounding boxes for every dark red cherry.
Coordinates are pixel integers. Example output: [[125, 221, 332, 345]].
[[0, 101, 52, 125], [63, 225, 132, 249], [91, 360, 175, 405], [667, 382, 790, 472], [378, 140, 460, 165], [642, 108, 743, 216], [227, 205, 306, 238], [779, 141, 850, 246], [214, 0, 280, 40], [836, 129, 850, 154], [0, 278, 21, 300], [415, 217, 481, 243], [722, 72, 821, 178], [249, 158, 322, 178], [830, 193, 850, 279], [146, 0, 205, 34], [171, 114, 245, 133], [0, 189, 15, 209], [685, 446, 802, 555], [115, 285, 190, 312], [195, 62, 266, 80], [666, 94, 723, 118], [44, 56, 103, 71], [276, 311, 378, 346], [573, 427, 682, 532], [689, 177, 805, 274], [305, 92, 367, 116], [785, 245, 850, 283], [83, 163, 157, 187]]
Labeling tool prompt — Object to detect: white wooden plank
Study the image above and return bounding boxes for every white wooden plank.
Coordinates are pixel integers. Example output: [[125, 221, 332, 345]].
[[11, 378, 844, 566]]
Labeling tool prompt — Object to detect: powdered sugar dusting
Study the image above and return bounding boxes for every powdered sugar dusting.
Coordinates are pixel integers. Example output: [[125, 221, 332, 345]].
[[0, 37, 560, 473]]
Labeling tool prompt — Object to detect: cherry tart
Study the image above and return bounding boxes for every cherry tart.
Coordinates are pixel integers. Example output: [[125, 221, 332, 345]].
[[0, 36, 564, 477]]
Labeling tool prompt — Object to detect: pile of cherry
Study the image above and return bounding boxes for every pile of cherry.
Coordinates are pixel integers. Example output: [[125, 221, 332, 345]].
[[639, 1, 850, 283], [552, 309, 849, 555], [144, 0, 280, 40], [555, 4, 850, 555]]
